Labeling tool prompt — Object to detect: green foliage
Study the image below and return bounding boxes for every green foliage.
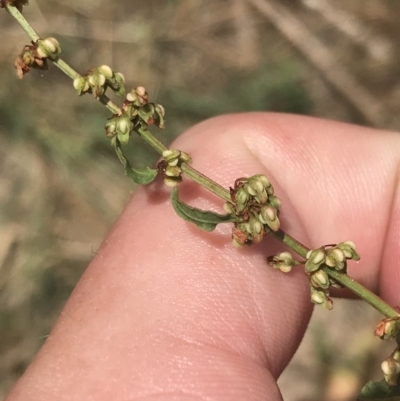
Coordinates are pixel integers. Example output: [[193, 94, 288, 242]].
[[171, 187, 238, 231], [113, 138, 157, 185], [358, 379, 400, 400]]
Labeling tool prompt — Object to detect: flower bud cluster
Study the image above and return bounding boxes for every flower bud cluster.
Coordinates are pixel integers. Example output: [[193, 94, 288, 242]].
[[310, 286, 333, 310], [158, 149, 191, 187], [73, 65, 125, 97], [381, 348, 400, 387], [306, 241, 359, 273], [14, 39, 60, 79], [268, 252, 299, 273], [123, 86, 165, 129], [306, 241, 360, 309], [225, 174, 281, 246], [36, 37, 61, 60], [105, 112, 133, 144], [103, 87, 166, 145]]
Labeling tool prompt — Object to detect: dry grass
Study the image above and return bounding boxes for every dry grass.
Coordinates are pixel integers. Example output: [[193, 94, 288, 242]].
[[0, 0, 399, 399]]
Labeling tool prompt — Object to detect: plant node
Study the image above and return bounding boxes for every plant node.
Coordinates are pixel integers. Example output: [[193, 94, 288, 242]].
[[225, 175, 281, 246], [305, 242, 360, 309], [158, 149, 192, 187], [267, 251, 301, 273]]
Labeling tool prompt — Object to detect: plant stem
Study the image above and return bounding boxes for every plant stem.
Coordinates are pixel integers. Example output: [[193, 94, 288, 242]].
[[272, 229, 309, 258], [6, 4, 121, 116], [135, 127, 168, 154], [272, 229, 399, 318], [53, 58, 79, 80], [181, 164, 231, 202], [136, 127, 231, 201], [5, 4, 39, 41], [6, 2, 398, 320], [6, 4, 231, 202], [327, 269, 399, 318]]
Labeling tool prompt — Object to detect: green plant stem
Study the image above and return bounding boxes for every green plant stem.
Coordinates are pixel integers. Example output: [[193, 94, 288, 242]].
[[52, 58, 79, 80], [181, 164, 231, 202], [136, 127, 231, 201], [272, 229, 399, 318], [6, 2, 398, 320], [5, 4, 39, 41], [272, 229, 309, 258], [326, 269, 398, 318], [135, 127, 168, 154], [6, 4, 121, 116], [7, 4, 230, 203]]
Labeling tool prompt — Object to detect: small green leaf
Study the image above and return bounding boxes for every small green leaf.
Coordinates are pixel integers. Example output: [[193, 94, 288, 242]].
[[114, 139, 157, 185], [171, 187, 238, 231], [358, 379, 400, 400]]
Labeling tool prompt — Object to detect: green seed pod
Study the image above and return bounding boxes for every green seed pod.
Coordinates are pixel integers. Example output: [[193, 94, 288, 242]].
[[310, 288, 326, 305], [244, 222, 252, 235], [324, 254, 336, 267], [136, 85, 146, 96], [256, 174, 270, 188], [104, 117, 118, 138], [381, 358, 400, 387], [154, 104, 166, 128], [310, 269, 330, 289], [248, 178, 268, 204], [235, 188, 249, 213], [165, 165, 182, 178], [266, 185, 274, 196], [73, 76, 89, 95], [156, 104, 165, 117], [268, 195, 282, 210], [98, 73, 106, 87], [163, 149, 181, 165], [115, 72, 125, 84], [168, 159, 179, 167], [252, 231, 264, 245], [332, 248, 345, 263], [138, 104, 156, 125], [117, 117, 132, 135], [325, 248, 347, 271], [21, 49, 35, 65], [126, 91, 138, 103], [268, 251, 296, 273], [249, 217, 263, 235], [305, 249, 326, 273], [37, 37, 61, 59], [98, 65, 113, 79], [115, 116, 133, 144], [87, 72, 106, 97], [122, 103, 138, 119], [223, 202, 235, 214], [310, 287, 333, 310], [164, 177, 180, 187], [88, 74, 97, 86], [179, 151, 191, 164], [259, 206, 280, 232], [131, 86, 148, 105], [337, 241, 360, 260], [111, 73, 125, 96]]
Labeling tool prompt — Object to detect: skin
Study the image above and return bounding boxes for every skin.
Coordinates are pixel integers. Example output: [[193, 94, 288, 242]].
[[5, 113, 400, 401]]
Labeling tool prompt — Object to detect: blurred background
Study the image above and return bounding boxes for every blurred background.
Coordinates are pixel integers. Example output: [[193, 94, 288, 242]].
[[0, 0, 399, 399]]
